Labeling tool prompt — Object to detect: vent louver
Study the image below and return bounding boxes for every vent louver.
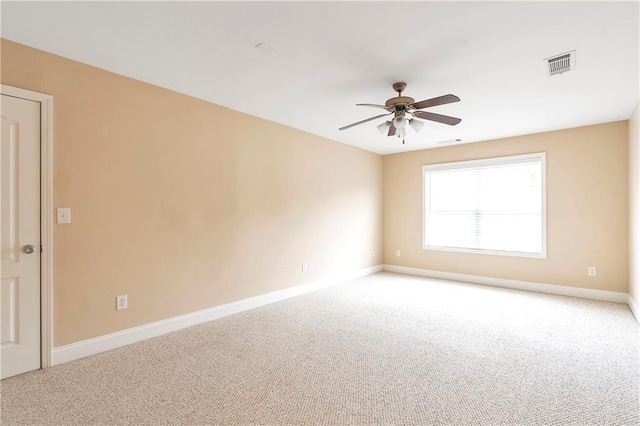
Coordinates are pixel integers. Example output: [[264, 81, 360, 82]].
[[544, 51, 575, 76]]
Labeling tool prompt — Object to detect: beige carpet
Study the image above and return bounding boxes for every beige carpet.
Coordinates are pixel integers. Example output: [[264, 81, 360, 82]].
[[2, 272, 639, 425]]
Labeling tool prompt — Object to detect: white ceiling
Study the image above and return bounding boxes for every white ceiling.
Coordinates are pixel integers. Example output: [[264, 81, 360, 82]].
[[2, 1, 639, 155]]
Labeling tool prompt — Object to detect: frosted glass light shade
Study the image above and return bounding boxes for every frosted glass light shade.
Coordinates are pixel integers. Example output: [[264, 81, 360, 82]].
[[377, 121, 391, 135], [409, 118, 424, 133], [393, 116, 406, 129]]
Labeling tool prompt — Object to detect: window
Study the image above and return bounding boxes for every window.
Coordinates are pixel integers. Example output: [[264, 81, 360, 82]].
[[423, 153, 546, 258]]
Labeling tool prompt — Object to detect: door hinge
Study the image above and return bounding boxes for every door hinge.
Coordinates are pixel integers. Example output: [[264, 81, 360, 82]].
[[40, 245, 43, 253]]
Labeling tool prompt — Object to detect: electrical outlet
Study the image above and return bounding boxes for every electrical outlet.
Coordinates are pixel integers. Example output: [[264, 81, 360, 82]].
[[396, 250, 401, 257], [302, 263, 308, 273], [116, 295, 128, 310], [587, 267, 597, 277], [372, 251, 376, 257]]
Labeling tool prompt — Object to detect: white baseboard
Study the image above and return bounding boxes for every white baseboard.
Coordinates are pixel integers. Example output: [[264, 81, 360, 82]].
[[53, 265, 383, 366], [382, 264, 630, 304], [628, 294, 640, 324]]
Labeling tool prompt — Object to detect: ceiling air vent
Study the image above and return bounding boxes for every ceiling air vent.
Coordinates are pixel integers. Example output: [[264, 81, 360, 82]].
[[436, 139, 462, 145], [544, 50, 576, 76]]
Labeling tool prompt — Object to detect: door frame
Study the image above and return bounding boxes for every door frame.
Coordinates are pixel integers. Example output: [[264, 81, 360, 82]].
[[1, 84, 54, 369]]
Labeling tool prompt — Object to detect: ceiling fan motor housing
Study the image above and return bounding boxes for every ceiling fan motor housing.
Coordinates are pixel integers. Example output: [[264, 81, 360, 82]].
[[385, 96, 415, 109]]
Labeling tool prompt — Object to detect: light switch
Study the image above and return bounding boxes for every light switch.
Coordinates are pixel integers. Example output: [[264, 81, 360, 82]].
[[57, 208, 71, 224]]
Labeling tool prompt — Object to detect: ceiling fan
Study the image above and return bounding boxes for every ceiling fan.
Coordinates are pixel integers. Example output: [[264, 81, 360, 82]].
[[338, 82, 461, 144]]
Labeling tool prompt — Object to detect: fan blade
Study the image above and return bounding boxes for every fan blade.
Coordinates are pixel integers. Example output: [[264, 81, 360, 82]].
[[413, 111, 462, 126], [387, 122, 396, 136], [339, 113, 390, 131], [356, 103, 391, 110], [411, 94, 460, 110]]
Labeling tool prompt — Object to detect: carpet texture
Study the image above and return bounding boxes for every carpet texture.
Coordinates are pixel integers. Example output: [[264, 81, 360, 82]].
[[1, 272, 639, 425]]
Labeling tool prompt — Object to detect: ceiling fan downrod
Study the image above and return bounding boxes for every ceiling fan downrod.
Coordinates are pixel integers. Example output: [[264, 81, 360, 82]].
[[392, 82, 407, 96]]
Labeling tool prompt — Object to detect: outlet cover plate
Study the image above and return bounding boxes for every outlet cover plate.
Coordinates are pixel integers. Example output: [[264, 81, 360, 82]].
[[116, 295, 128, 310], [57, 207, 71, 224]]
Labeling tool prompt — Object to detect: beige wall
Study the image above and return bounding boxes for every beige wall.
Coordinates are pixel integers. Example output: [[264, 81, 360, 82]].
[[1, 37, 634, 348], [384, 122, 629, 293], [630, 103, 640, 304], [1, 39, 383, 347]]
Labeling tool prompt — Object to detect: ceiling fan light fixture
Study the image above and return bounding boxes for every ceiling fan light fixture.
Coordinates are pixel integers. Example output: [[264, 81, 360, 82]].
[[409, 118, 424, 133], [377, 121, 391, 135], [392, 116, 406, 129], [397, 127, 406, 138]]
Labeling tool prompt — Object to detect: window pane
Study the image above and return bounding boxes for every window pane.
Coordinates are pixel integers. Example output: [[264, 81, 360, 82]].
[[476, 214, 542, 253], [475, 163, 541, 212], [425, 213, 476, 249], [429, 169, 477, 212]]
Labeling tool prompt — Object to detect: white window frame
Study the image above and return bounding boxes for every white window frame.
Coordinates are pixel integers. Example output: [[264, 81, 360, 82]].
[[422, 152, 547, 259]]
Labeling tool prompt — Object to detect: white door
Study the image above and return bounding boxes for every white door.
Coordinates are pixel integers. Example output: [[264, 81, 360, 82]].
[[1, 94, 41, 379]]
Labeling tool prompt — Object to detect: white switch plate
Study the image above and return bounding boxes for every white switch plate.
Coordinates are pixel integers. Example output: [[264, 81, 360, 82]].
[[587, 267, 597, 277], [57, 208, 71, 224], [372, 251, 376, 257], [396, 250, 401, 257], [116, 295, 128, 310], [302, 263, 307, 273]]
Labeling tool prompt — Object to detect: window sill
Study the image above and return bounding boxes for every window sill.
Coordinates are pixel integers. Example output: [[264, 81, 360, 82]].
[[422, 245, 547, 259]]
